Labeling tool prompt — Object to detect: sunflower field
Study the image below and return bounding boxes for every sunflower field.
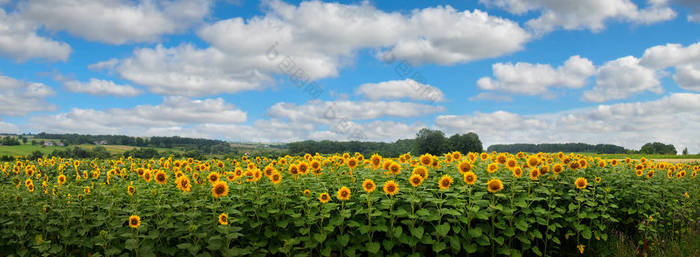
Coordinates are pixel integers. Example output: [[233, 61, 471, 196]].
[[0, 152, 698, 257]]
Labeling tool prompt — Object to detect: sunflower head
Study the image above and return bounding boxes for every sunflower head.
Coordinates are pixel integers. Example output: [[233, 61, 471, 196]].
[[487, 163, 499, 173], [487, 178, 503, 193], [155, 170, 167, 185], [529, 168, 540, 180], [419, 154, 432, 166], [319, 193, 330, 203], [303, 189, 311, 197], [347, 158, 358, 169], [512, 167, 523, 178], [408, 174, 423, 187], [383, 180, 399, 196], [438, 175, 454, 190], [207, 172, 220, 184], [575, 177, 588, 189], [412, 166, 429, 179], [128, 215, 141, 229], [457, 161, 472, 174], [389, 162, 401, 175], [463, 172, 477, 185], [595, 177, 602, 183], [270, 173, 282, 184], [337, 186, 351, 201], [218, 213, 228, 225], [211, 181, 229, 198], [362, 179, 376, 193]]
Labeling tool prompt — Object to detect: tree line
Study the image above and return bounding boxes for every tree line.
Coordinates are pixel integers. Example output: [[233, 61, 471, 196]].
[[34, 133, 235, 155], [487, 143, 628, 154], [287, 128, 484, 157]]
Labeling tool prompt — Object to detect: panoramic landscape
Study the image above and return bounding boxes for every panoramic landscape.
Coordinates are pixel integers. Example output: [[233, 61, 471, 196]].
[[1, 0, 699, 256]]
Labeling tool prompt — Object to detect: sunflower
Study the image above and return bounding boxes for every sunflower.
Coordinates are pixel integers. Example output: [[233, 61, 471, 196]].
[[578, 159, 588, 169], [598, 160, 606, 168], [298, 162, 309, 175], [176, 176, 191, 192], [288, 165, 299, 176], [129, 215, 141, 229], [496, 154, 507, 164], [207, 172, 220, 184], [57, 174, 66, 185], [303, 189, 311, 197], [383, 180, 399, 196], [362, 179, 376, 193], [128, 185, 136, 195], [419, 154, 432, 166], [480, 153, 489, 161], [438, 175, 453, 190], [529, 168, 540, 180], [463, 172, 477, 185], [512, 167, 523, 178], [575, 177, 588, 189], [457, 161, 472, 174], [636, 169, 643, 177], [211, 181, 229, 198], [409, 174, 423, 187], [486, 178, 503, 193], [595, 177, 602, 183], [84, 186, 90, 195], [347, 158, 358, 170], [370, 154, 382, 169], [218, 213, 228, 225], [155, 170, 167, 185], [506, 159, 517, 170], [310, 160, 322, 171], [527, 156, 540, 168], [319, 193, 330, 203], [539, 165, 549, 174], [388, 162, 401, 175], [552, 164, 564, 174], [487, 163, 499, 173], [452, 151, 462, 161], [412, 165, 429, 180], [611, 159, 619, 166], [270, 172, 282, 184], [143, 170, 152, 182], [337, 186, 351, 201], [27, 184, 35, 192]]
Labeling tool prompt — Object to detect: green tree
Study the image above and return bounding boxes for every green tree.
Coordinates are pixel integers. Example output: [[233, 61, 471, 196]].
[[682, 147, 688, 155], [448, 132, 483, 153], [640, 142, 677, 155], [414, 128, 448, 155]]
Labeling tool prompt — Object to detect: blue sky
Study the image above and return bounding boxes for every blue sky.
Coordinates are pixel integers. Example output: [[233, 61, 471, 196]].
[[1, 0, 699, 152]]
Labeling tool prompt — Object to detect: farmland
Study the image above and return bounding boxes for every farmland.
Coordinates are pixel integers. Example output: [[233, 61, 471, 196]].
[[0, 152, 698, 257]]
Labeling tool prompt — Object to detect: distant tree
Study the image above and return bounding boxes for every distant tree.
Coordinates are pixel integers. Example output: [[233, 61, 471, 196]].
[[682, 147, 688, 155], [640, 142, 677, 155], [414, 128, 448, 155], [28, 151, 43, 160], [20, 137, 27, 144], [448, 132, 483, 153]]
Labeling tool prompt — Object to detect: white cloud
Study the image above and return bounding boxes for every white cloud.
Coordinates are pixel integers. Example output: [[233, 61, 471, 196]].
[[27, 96, 247, 135], [95, 0, 530, 96], [355, 79, 445, 102], [63, 79, 142, 97], [0, 9, 71, 61], [436, 93, 700, 153], [469, 92, 513, 102], [267, 100, 444, 125], [480, 0, 676, 34], [477, 55, 595, 95], [0, 121, 19, 133], [640, 42, 700, 91], [18, 0, 212, 44], [582, 56, 662, 102], [0, 74, 56, 116]]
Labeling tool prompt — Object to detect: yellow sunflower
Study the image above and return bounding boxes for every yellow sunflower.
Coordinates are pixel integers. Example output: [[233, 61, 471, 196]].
[[362, 179, 376, 193], [218, 213, 228, 225], [487, 178, 503, 193], [211, 181, 229, 198], [319, 193, 330, 203], [438, 175, 453, 190], [575, 177, 588, 189], [409, 174, 423, 187], [128, 215, 141, 229], [337, 186, 351, 201], [383, 180, 399, 196], [463, 172, 477, 185]]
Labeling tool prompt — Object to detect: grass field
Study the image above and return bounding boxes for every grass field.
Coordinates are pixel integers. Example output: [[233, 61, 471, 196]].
[[0, 143, 181, 157]]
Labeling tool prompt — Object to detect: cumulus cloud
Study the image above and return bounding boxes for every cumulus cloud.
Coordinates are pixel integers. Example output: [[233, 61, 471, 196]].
[[480, 0, 676, 34], [640, 42, 700, 91], [94, 0, 530, 97], [582, 56, 662, 102], [477, 55, 595, 96], [0, 9, 71, 61], [355, 79, 445, 102], [63, 79, 142, 97], [0, 74, 56, 116], [267, 100, 445, 125], [18, 0, 212, 44], [436, 93, 700, 153], [27, 97, 247, 135]]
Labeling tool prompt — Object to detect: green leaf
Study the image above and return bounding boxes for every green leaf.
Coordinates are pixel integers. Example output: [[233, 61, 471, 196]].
[[469, 227, 483, 238], [515, 219, 529, 232], [393, 226, 403, 238], [433, 241, 446, 253], [313, 233, 326, 243], [125, 239, 139, 250], [338, 234, 350, 247], [367, 242, 380, 254], [410, 226, 424, 239], [435, 223, 450, 237]]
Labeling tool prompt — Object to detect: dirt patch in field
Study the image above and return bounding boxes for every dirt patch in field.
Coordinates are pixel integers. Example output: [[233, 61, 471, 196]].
[[650, 159, 700, 163]]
